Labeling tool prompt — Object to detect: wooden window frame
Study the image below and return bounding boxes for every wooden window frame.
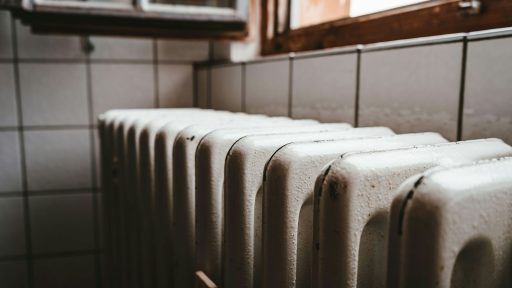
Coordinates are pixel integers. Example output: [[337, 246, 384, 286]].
[[4, 0, 249, 39], [261, 0, 512, 55]]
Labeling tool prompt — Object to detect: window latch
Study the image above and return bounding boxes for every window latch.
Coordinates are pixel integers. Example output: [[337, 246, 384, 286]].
[[458, 0, 482, 16]]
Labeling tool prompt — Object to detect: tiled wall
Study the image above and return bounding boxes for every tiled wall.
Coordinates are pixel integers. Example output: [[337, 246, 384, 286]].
[[1, 7, 511, 288], [198, 30, 512, 144], [0, 10, 207, 288]]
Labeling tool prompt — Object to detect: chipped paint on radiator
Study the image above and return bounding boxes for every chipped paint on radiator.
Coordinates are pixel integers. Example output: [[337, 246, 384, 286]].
[[262, 132, 447, 288], [389, 157, 512, 288], [315, 139, 512, 288]]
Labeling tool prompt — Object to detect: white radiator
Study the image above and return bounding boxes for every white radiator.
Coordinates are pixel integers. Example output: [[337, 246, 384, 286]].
[[99, 108, 512, 288]]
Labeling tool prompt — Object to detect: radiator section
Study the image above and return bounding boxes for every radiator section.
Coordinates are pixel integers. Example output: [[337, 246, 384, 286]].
[[99, 108, 512, 288]]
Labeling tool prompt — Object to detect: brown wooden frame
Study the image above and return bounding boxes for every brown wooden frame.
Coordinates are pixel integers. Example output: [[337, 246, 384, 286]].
[[3, 0, 249, 39], [261, 0, 512, 55], [14, 9, 247, 39]]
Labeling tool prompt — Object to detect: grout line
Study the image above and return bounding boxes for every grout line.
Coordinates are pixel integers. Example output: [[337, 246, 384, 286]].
[[207, 41, 213, 108], [206, 39, 466, 68], [0, 127, 19, 131], [16, 58, 87, 64], [457, 38, 468, 141], [157, 60, 198, 65], [207, 67, 212, 108], [14, 42, 460, 65], [0, 189, 98, 199], [0, 191, 24, 198], [11, 17, 35, 288], [208, 40, 214, 63], [23, 125, 95, 131], [0, 255, 28, 262], [153, 39, 160, 108], [28, 188, 95, 197], [90, 59, 152, 64], [288, 57, 293, 118], [12, 58, 195, 65], [83, 36, 102, 288], [241, 63, 246, 112], [193, 63, 199, 107], [31, 249, 102, 260], [0, 125, 100, 131], [0, 250, 103, 263], [354, 50, 361, 127]]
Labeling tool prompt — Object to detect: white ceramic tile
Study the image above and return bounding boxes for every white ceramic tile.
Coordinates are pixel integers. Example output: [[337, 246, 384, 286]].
[[30, 193, 94, 254], [0, 198, 25, 256], [90, 36, 153, 60], [212, 41, 231, 61], [0, 260, 28, 288], [197, 67, 209, 108], [359, 42, 462, 141], [226, 41, 259, 62], [157, 39, 209, 62], [15, 21, 84, 60], [33, 255, 96, 288], [463, 37, 512, 145], [292, 54, 357, 123], [158, 64, 194, 108], [0, 11, 13, 59], [19, 63, 89, 126], [0, 132, 23, 193], [93, 129, 100, 188], [246, 60, 289, 116], [24, 130, 92, 191], [91, 63, 155, 119], [0, 64, 18, 127], [211, 65, 242, 112]]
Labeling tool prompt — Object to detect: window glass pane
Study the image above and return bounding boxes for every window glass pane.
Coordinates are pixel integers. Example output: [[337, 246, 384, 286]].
[[291, 0, 430, 29], [350, 0, 427, 17]]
